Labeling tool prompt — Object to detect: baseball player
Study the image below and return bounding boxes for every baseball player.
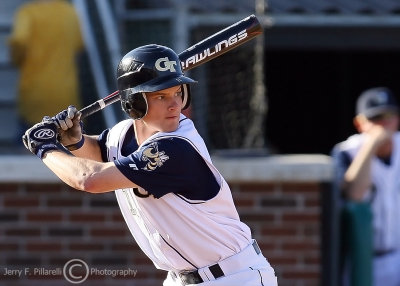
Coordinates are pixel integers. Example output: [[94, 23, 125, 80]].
[[332, 87, 400, 286], [22, 44, 278, 285]]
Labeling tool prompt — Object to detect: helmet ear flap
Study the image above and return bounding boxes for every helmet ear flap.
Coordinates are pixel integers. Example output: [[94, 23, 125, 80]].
[[181, 84, 191, 110], [121, 92, 148, 120]]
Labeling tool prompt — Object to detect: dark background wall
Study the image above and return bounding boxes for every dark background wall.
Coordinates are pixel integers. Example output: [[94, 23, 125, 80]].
[[264, 41, 400, 155], [189, 25, 400, 155]]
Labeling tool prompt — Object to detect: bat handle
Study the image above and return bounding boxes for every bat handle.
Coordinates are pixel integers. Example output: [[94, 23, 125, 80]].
[[80, 90, 120, 119]]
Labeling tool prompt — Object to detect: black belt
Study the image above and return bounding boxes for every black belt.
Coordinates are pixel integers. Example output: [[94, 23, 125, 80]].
[[374, 249, 395, 257], [177, 240, 261, 285]]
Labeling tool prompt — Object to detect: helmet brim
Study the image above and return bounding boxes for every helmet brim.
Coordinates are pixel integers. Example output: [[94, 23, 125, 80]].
[[127, 74, 197, 94]]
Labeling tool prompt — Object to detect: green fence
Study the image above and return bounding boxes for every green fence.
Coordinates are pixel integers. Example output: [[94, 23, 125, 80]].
[[341, 201, 373, 286]]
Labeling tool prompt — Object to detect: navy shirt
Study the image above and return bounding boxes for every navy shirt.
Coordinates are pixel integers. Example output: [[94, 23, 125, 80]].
[[98, 127, 220, 200]]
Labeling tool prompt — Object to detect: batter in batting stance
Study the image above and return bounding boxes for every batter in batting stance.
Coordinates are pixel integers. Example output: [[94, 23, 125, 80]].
[[22, 44, 278, 285]]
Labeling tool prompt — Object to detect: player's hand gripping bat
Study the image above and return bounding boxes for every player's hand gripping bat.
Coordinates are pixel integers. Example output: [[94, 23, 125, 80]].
[[80, 14, 263, 119]]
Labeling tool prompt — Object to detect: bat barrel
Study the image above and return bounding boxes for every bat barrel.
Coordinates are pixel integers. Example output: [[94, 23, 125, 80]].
[[179, 14, 262, 71]]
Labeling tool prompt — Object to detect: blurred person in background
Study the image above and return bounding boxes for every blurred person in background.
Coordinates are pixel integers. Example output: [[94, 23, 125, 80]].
[[8, 0, 84, 136], [332, 87, 400, 286]]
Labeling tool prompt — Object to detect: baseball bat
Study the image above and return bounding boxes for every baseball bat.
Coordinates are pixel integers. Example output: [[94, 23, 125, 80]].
[[80, 14, 262, 119]]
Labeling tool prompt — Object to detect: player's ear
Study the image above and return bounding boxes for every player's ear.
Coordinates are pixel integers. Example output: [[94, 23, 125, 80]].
[[353, 114, 367, 133]]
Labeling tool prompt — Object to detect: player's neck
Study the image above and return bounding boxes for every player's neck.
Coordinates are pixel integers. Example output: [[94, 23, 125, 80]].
[[133, 120, 158, 146], [376, 139, 393, 158]]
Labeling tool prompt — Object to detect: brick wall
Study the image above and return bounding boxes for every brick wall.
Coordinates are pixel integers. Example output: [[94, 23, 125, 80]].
[[231, 182, 323, 286], [0, 155, 334, 286]]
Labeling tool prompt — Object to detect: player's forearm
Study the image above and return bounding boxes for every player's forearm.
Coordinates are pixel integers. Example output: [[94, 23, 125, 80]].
[[42, 150, 116, 193], [344, 140, 376, 201], [69, 135, 103, 162]]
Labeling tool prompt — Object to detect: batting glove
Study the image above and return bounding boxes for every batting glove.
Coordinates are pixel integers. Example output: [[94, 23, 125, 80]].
[[22, 118, 64, 159], [53, 105, 80, 130], [52, 105, 84, 150]]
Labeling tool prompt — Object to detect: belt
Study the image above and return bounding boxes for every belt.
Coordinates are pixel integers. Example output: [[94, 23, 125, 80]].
[[177, 240, 262, 285], [374, 249, 395, 257]]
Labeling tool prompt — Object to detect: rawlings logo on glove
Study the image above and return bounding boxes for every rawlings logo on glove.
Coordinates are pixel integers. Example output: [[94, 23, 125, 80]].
[[33, 128, 56, 140], [22, 119, 64, 159]]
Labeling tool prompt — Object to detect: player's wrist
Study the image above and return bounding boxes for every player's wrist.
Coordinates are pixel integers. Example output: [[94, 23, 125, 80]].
[[65, 136, 85, 151], [36, 142, 65, 159]]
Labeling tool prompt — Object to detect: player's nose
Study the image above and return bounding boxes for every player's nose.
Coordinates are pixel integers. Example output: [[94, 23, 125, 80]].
[[168, 96, 181, 110]]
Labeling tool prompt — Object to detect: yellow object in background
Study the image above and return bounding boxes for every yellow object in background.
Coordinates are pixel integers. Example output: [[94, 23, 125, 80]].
[[8, 0, 84, 125]]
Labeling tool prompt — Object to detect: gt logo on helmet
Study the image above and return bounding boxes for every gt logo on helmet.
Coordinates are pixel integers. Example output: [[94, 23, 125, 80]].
[[155, 57, 177, 72], [34, 128, 55, 139]]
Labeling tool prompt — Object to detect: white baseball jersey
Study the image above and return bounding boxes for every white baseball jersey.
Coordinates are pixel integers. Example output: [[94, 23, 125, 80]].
[[98, 114, 252, 272], [332, 132, 400, 252]]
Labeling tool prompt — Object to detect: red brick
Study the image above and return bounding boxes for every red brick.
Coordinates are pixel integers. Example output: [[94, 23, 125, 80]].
[[90, 228, 128, 237], [86, 275, 104, 281], [240, 212, 275, 222], [261, 225, 297, 236], [6, 228, 41, 236], [69, 213, 106, 222], [281, 240, 319, 251], [232, 182, 277, 193], [261, 197, 297, 208], [89, 198, 118, 207], [0, 243, 19, 251], [46, 198, 82, 207], [0, 183, 19, 193], [112, 212, 125, 222], [27, 212, 62, 222], [303, 225, 320, 236], [304, 197, 320, 207], [64, 185, 82, 192], [281, 269, 319, 280], [111, 243, 141, 251], [4, 197, 39, 207], [24, 183, 63, 193], [280, 182, 320, 193], [48, 257, 88, 265], [69, 243, 104, 251], [304, 254, 320, 265], [48, 228, 83, 237], [132, 256, 154, 265], [91, 256, 127, 265], [233, 197, 254, 207], [256, 241, 276, 252], [282, 212, 320, 222], [277, 277, 319, 286], [268, 255, 297, 265], [134, 271, 150, 279], [6, 257, 41, 266], [112, 272, 139, 280], [26, 242, 62, 251]]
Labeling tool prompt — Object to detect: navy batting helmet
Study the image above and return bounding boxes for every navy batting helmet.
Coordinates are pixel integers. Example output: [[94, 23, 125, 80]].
[[117, 44, 196, 119]]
